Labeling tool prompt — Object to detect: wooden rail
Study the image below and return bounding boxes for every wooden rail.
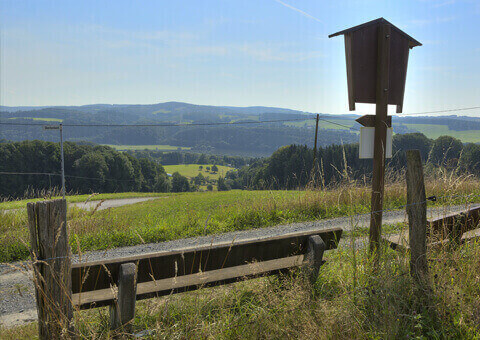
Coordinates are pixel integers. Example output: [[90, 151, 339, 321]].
[[72, 227, 342, 309], [27, 199, 342, 337]]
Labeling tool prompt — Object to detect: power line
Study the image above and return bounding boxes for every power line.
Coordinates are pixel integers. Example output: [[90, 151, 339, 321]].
[[0, 118, 314, 128], [401, 106, 480, 115], [0, 171, 138, 182]]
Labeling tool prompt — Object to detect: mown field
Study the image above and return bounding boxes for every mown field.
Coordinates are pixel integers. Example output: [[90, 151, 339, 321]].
[[104, 144, 191, 151], [163, 164, 236, 179], [2, 174, 480, 263], [404, 123, 480, 143], [8, 117, 63, 122]]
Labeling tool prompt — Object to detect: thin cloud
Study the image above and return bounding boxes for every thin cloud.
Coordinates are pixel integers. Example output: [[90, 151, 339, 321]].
[[274, 0, 322, 23]]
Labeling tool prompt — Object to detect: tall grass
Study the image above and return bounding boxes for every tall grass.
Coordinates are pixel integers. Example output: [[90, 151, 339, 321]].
[[1, 171, 480, 262], [3, 234, 480, 338]]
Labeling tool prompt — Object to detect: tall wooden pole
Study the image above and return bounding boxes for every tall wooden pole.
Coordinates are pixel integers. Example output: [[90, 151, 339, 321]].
[[369, 23, 391, 256], [313, 114, 319, 164]]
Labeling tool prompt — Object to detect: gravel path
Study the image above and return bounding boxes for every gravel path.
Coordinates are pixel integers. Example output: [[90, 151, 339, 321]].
[[1, 203, 477, 328], [70, 197, 159, 211]]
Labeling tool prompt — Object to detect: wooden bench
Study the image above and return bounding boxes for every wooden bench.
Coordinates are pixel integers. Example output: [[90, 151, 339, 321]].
[[71, 227, 342, 330], [385, 205, 480, 251]]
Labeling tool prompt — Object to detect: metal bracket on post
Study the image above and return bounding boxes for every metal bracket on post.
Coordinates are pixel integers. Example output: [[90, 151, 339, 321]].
[[110, 262, 137, 336], [304, 235, 326, 282]]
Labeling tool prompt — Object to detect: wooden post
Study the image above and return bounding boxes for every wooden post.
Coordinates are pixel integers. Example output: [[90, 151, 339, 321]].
[[313, 114, 320, 164], [27, 199, 74, 339], [110, 262, 137, 336], [369, 23, 391, 256], [406, 150, 428, 282], [304, 235, 326, 282]]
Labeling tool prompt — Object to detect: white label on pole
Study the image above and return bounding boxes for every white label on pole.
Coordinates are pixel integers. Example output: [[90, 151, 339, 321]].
[[359, 127, 393, 159]]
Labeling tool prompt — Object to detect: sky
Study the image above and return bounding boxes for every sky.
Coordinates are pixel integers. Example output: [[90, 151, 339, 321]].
[[1, 0, 479, 116]]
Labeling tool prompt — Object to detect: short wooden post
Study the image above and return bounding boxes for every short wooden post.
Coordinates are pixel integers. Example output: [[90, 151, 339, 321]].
[[304, 235, 326, 282], [406, 150, 428, 282], [110, 262, 137, 336], [27, 199, 74, 339]]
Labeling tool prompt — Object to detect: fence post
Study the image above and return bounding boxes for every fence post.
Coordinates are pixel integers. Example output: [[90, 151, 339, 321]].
[[110, 262, 137, 336], [27, 199, 74, 339], [304, 235, 326, 283], [406, 150, 428, 282]]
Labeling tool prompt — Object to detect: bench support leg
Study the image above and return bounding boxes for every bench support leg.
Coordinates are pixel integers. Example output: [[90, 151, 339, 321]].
[[110, 262, 137, 336], [304, 235, 326, 283]]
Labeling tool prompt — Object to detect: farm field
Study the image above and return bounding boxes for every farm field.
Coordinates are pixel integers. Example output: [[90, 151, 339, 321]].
[[104, 144, 192, 151], [163, 164, 236, 179], [285, 118, 356, 130], [405, 123, 480, 143], [2, 176, 480, 263], [8, 117, 63, 122]]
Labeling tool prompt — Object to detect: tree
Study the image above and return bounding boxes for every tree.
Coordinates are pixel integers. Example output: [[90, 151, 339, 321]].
[[194, 172, 205, 185], [217, 177, 230, 191], [199, 165, 203, 170], [211, 164, 218, 172], [171, 172, 190, 192], [430, 136, 463, 167], [206, 184, 213, 191]]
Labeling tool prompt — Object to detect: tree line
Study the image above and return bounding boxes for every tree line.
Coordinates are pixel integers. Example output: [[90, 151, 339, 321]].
[[221, 133, 480, 190], [0, 140, 170, 198]]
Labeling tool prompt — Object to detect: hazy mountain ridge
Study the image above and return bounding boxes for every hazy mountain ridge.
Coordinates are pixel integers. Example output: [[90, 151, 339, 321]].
[[1, 102, 479, 156]]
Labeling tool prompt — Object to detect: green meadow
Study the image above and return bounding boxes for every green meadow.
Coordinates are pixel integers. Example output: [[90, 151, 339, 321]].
[[163, 164, 236, 179]]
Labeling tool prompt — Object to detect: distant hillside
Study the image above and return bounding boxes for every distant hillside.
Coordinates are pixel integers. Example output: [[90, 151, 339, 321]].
[[1, 101, 479, 155]]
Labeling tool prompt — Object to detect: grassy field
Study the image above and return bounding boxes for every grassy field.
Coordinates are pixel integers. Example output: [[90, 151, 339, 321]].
[[3, 222, 480, 338], [0, 192, 164, 210], [163, 164, 236, 179], [8, 117, 63, 122], [405, 123, 480, 143], [2, 173, 480, 338], [104, 144, 192, 151], [285, 119, 356, 130], [2, 173, 480, 263]]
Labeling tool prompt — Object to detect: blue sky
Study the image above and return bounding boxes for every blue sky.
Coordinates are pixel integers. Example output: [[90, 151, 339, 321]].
[[1, 0, 479, 116]]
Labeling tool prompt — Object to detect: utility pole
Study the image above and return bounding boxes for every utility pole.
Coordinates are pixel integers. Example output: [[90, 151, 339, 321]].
[[44, 124, 66, 199], [59, 124, 65, 199], [313, 114, 319, 164]]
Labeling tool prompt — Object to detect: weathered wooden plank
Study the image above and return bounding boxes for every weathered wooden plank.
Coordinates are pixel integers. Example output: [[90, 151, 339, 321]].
[[428, 205, 480, 239], [27, 199, 74, 339], [109, 263, 137, 335], [73, 255, 304, 308], [72, 228, 342, 295], [406, 150, 428, 280]]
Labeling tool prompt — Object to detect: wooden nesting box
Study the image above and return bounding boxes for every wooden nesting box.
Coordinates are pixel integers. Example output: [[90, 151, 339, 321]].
[[329, 18, 421, 113]]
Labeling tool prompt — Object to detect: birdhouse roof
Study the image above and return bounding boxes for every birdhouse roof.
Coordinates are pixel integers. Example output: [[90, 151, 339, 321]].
[[328, 18, 422, 48]]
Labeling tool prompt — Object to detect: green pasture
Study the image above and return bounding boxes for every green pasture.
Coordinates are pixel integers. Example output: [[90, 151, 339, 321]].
[[8, 117, 63, 122], [405, 123, 480, 143], [104, 144, 191, 151], [163, 164, 236, 179], [284, 119, 355, 130]]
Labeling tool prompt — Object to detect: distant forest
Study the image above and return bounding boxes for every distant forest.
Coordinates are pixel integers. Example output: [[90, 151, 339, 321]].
[[2, 102, 479, 157], [224, 133, 480, 190], [1, 133, 479, 199]]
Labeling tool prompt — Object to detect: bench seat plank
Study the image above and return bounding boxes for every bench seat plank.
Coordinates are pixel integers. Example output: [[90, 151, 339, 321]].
[[73, 255, 304, 308]]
